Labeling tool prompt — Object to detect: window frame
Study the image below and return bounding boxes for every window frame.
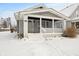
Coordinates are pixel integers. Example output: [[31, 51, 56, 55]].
[[42, 18, 52, 28]]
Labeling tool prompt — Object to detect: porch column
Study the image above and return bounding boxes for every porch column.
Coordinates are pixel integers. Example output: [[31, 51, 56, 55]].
[[24, 15, 28, 38], [63, 20, 66, 30], [40, 18, 42, 33], [52, 19, 54, 33]]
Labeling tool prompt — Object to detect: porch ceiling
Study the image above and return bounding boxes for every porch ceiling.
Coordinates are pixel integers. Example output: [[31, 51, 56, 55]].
[[29, 11, 62, 18], [22, 9, 70, 20]]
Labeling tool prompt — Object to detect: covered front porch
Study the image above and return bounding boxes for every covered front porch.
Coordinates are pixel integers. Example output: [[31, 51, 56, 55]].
[[27, 15, 65, 34]]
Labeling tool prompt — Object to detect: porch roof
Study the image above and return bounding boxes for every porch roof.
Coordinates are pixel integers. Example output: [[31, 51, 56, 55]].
[[15, 4, 70, 20]]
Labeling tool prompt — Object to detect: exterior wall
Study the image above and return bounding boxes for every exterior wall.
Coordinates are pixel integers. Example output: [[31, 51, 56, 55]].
[[66, 21, 71, 28], [17, 20, 19, 33], [17, 20, 24, 33], [19, 20, 24, 33]]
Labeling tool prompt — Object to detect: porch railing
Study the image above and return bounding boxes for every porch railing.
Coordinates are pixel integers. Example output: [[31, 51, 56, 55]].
[[41, 28, 63, 33]]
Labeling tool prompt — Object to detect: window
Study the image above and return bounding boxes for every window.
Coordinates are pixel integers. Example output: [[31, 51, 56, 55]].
[[76, 22, 79, 28], [54, 20, 63, 28], [42, 18, 52, 28]]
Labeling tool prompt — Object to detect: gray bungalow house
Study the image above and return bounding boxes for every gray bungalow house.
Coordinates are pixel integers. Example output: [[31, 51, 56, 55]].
[[14, 4, 70, 38]]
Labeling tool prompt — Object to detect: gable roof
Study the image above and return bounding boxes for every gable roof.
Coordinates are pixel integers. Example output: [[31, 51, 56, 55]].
[[21, 4, 48, 12], [60, 4, 79, 17], [15, 4, 70, 20]]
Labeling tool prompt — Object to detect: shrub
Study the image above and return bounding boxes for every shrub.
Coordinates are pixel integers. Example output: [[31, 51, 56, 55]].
[[62, 26, 76, 38], [18, 33, 24, 39], [10, 28, 16, 33], [10, 29, 14, 33]]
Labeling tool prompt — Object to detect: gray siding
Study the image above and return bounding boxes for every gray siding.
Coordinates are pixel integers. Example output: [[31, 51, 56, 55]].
[[66, 21, 71, 28], [17, 20, 24, 33], [17, 20, 19, 33]]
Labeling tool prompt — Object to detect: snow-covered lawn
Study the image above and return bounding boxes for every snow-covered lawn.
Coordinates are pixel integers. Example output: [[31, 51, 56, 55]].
[[0, 31, 79, 56]]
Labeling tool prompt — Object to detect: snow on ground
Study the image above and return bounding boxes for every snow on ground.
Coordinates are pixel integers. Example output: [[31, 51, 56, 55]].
[[0, 31, 79, 56]]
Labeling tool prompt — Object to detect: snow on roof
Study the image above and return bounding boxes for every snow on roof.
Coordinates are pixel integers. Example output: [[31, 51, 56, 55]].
[[60, 4, 79, 17]]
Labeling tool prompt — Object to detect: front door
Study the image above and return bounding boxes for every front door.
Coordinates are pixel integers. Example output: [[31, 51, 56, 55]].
[[28, 17, 40, 33]]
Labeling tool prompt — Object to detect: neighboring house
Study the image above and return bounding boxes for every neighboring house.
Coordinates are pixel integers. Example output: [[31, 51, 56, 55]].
[[0, 17, 11, 29], [0, 18, 4, 28], [60, 4, 79, 33], [14, 4, 70, 38], [5, 17, 11, 28]]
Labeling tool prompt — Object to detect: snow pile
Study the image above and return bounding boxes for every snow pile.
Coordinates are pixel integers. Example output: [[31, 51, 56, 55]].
[[0, 31, 79, 56]]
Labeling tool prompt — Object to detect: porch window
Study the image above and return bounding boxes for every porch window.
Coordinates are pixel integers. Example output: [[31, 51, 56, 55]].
[[54, 20, 63, 28], [42, 18, 52, 28], [28, 17, 40, 33]]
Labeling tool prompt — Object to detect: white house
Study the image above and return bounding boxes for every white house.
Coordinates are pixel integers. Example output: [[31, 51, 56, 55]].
[[14, 4, 70, 38], [60, 3, 79, 33]]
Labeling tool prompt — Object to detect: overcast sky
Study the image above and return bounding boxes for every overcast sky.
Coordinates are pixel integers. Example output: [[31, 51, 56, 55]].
[[0, 3, 72, 26]]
